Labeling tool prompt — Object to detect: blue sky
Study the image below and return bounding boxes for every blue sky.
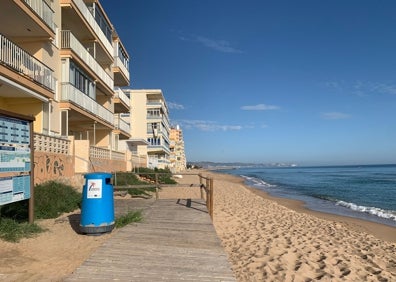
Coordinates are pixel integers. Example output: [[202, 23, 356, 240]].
[[102, 0, 396, 166]]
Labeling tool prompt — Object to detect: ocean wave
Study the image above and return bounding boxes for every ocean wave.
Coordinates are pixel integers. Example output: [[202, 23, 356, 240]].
[[336, 201, 396, 221], [241, 175, 276, 188]]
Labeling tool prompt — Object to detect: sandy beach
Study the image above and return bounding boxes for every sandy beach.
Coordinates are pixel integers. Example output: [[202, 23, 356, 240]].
[[205, 171, 396, 281], [0, 170, 395, 281]]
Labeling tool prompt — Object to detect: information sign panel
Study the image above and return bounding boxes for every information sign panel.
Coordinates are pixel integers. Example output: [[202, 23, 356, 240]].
[[0, 115, 32, 205]]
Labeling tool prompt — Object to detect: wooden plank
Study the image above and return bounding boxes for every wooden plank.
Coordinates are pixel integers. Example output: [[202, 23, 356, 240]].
[[65, 199, 236, 281]]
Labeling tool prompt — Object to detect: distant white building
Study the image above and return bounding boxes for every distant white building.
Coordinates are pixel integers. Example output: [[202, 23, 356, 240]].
[[123, 89, 171, 170], [169, 125, 187, 172]]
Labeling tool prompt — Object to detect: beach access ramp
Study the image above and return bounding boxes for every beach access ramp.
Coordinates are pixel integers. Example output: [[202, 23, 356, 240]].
[[65, 198, 236, 281]]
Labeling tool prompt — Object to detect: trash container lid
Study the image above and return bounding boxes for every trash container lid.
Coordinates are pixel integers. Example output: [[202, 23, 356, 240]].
[[84, 172, 112, 179]]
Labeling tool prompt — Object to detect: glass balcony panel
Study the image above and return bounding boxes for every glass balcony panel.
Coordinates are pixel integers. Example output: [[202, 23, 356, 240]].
[[61, 83, 113, 125], [61, 30, 113, 90], [71, 0, 113, 56], [24, 0, 55, 31]]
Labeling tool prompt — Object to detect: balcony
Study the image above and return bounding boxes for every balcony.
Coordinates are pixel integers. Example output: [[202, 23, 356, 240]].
[[0, 1, 55, 39], [61, 83, 113, 126], [113, 41, 130, 86], [113, 87, 130, 113], [61, 0, 113, 58], [61, 30, 113, 92], [24, 0, 55, 32], [0, 33, 55, 92], [114, 114, 130, 138]]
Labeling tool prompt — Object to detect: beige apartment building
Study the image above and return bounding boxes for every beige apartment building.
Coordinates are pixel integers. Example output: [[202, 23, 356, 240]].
[[169, 125, 187, 172], [122, 89, 171, 170], [0, 0, 133, 184]]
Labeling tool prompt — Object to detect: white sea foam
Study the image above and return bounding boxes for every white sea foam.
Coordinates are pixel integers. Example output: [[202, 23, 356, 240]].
[[241, 175, 276, 188], [336, 201, 396, 221]]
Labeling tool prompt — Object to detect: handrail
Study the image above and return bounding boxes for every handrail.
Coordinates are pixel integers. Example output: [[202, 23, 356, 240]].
[[113, 172, 214, 218]]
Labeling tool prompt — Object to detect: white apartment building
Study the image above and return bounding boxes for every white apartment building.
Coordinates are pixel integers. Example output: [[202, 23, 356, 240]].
[[123, 89, 171, 170]]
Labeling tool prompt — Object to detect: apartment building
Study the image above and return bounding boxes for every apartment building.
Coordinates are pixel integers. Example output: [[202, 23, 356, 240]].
[[0, 0, 131, 184], [169, 125, 187, 172], [123, 89, 171, 170]]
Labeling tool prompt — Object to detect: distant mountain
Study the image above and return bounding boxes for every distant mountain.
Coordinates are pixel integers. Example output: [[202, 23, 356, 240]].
[[188, 161, 297, 169]]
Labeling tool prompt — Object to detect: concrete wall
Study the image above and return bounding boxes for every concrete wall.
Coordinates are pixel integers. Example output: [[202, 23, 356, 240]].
[[33, 151, 74, 185]]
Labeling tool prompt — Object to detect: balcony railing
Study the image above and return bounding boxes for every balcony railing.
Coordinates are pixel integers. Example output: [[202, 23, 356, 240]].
[[90, 146, 125, 161], [114, 56, 130, 81], [61, 30, 113, 91], [71, 0, 113, 56], [114, 114, 130, 133], [61, 83, 114, 125], [0, 33, 55, 92], [114, 87, 130, 106], [34, 133, 70, 154], [24, 0, 55, 31]]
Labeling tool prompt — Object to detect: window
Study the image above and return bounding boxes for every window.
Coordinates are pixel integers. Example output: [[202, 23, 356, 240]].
[[69, 61, 95, 98]]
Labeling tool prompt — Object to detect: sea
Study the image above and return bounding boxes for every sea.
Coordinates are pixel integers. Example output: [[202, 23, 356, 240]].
[[218, 164, 396, 227]]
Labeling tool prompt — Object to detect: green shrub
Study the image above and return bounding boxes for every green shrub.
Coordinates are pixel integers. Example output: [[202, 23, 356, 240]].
[[135, 167, 177, 184], [113, 172, 148, 186], [127, 187, 156, 197], [34, 181, 81, 219], [115, 210, 142, 228]]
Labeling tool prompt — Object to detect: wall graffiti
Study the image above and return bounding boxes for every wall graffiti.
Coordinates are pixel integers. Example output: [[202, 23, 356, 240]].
[[34, 152, 74, 185]]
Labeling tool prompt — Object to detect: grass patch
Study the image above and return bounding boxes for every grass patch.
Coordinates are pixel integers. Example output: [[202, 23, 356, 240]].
[[115, 210, 142, 228], [126, 187, 156, 198], [0, 181, 81, 242], [0, 178, 146, 242], [114, 172, 148, 186], [136, 167, 177, 184], [34, 181, 81, 219], [0, 218, 44, 242]]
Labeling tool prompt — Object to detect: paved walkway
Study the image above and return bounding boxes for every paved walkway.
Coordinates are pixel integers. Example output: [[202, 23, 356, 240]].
[[65, 198, 236, 281]]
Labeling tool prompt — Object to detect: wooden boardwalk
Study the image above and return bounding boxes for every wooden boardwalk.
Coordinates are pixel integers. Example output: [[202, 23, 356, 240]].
[[65, 198, 236, 281]]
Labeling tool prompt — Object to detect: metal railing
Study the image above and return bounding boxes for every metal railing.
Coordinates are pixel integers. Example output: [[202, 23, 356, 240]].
[[61, 30, 113, 90], [24, 0, 55, 31], [70, 0, 113, 56], [0, 33, 55, 91], [61, 83, 114, 125]]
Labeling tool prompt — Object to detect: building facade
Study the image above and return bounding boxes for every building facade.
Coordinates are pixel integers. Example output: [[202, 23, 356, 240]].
[[169, 125, 187, 172], [0, 0, 132, 184], [123, 89, 171, 170]]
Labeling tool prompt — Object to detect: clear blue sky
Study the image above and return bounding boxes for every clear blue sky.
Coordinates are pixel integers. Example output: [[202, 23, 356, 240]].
[[102, 0, 396, 166]]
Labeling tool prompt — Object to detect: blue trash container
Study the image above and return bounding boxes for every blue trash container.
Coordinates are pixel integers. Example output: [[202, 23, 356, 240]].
[[80, 172, 115, 234]]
